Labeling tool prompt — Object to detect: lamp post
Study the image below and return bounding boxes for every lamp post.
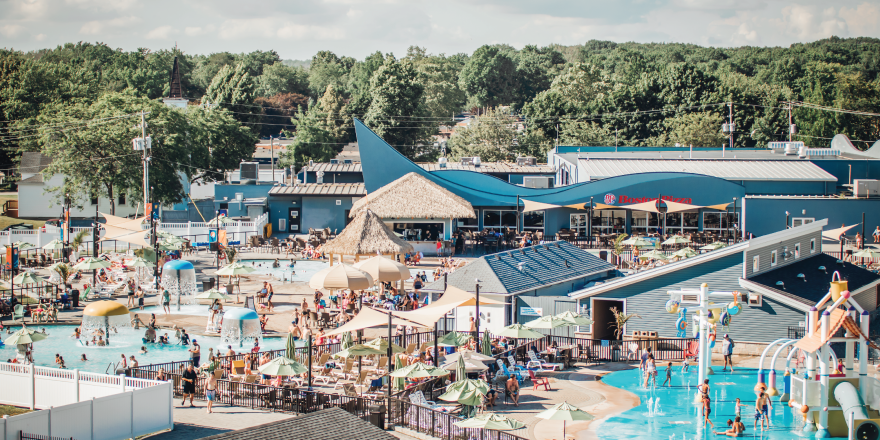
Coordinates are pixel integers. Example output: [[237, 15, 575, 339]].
[[785, 211, 790, 230], [474, 279, 481, 341], [657, 193, 667, 242], [588, 196, 594, 248], [215, 210, 221, 270], [93, 197, 99, 288], [152, 187, 159, 291]]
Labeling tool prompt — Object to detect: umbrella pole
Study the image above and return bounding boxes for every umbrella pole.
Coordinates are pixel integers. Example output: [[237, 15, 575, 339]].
[[387, 311, 392, 398], [307, 334, 312, 390], [434, 322, 439, 367]]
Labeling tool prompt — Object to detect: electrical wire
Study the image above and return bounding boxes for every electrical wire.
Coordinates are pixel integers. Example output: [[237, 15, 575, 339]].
[[0, 113, 142, 136]]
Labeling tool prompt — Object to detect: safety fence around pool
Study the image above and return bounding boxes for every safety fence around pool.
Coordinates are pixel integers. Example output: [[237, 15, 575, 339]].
[[527, 335, 697, 363]]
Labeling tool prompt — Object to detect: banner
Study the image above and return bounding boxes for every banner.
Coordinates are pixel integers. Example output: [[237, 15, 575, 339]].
[[218, 229, 228, 245], [520, 307, 543, 316], [208, 230, 218, 243]]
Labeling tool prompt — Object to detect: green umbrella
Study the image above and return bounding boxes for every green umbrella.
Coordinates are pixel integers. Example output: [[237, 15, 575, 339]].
[[621, 237, 652, 247], [661, 235, 691, 245], [127, 257, 154, 268], [364, 337, 406, 354], [481, 331, 492, 356], [158, 242, 182, 251], [393, 354, 405, 391], [341, 332, 353, 351], [494, 323, 546, 339], [195, 288, 231, 301], [215, 262, 256, 277], [671, 247, 697, 258], [5, 326, 48, 346], [389, 362, 448, 378], [136, 248, 157, 263], [700, 241, 727, 250], [456, 355, 467, 380], [853, 248, 880, 259], [41, 239, 65, 250], [333, 344, 385, 358], [439, 358, 489, 373], [441, 351, 494, 363], [47, 262, 67, 272], [524, 315, 572, 329], [430, 331, 472, 347], [258, 356, 308, 376], [535, 401, 594, 437], [13, 241, 33, 250], [554, 311, 593, 326], [638, 249, 669, 260], [12, 272, 44, 286], [73, 257, 111, 271], [438, 379, 488, 406], [454, 412, 525, 430], [207, 215, 236, 227], [286, 332, 297, 359]]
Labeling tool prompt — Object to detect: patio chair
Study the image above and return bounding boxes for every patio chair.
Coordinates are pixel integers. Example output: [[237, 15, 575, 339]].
[[230, 360, 246, 379], [683, 341, 699, 361], [507, 355, 525, 371], [315, 366, 338, 385], [334, 370, 368, 390], [528, 370, 551, 391], [270, 237, 280, 254], [312, 353, 330, 372], [526, 351, 559, 371], [403, 343, 417, 357], [577, 344, 598, 366], [409, 390, 438, 409], [496, 360, 524, 384], [372, 356, 389, 375], [331, 360, 355, 379]]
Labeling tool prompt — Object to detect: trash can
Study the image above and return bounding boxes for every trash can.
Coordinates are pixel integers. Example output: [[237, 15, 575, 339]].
[[611, 346, 620, 362], [203, 278, 215, 291], [71, 289, 80, 308], [599, 250, 608, 261], [369, 403, 385, 430]]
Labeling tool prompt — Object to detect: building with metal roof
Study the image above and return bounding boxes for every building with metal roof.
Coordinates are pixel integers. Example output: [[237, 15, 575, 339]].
[[268, 183, 366, 235], [198, 407, 395, 440]]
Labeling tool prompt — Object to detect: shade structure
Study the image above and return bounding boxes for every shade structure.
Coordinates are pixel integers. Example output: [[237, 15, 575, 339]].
[[621, 237, 652, 247], [494, 323, 546, 339], [441, 351, 495, 364], [308, 263, 374, 291], [73, 257, 111, 271], [258, 356, 308, 376], [440, 358, 488, 373], [127, 257, 154, 268], [853, 248, 880, 259], [333, 344, 385, 358], [364, 337, 406, 354], [671, 247, 697, 258], [391, 286, 505, 327], [325, 306, 424, 337], [524, 315, 573, 329], [158, 242, 182, 251], [454, 413, 525, 431], [536, 401, 595, 421], [353, 256, 409, 282], [822, 224, 858, 241], [438, 379, 489, 405], [195, 289, 231, 301], [5, 326, 48, 346], [221, 307, 261, 348], [83, 300, 130, 317], [639, 250, 669, 260], [430, 331, 472, 347], [41, 239, 64, 250], [322, 209, 414, 256], [349, 172, 476, 219], [389, 362, 447, 379], [554, 311, 593, 326], [661, 235, 691, 245], [215, 262, 256, 277], [700, 241, 727, 250]]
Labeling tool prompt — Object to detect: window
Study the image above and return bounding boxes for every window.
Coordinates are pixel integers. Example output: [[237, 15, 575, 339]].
[[522, 211, 544, 232], [770, 250, 778, 267], [90, 194, 98, 206], [748, 293, 762, 307], [703, 212, 740, 230], [118, 193, 125, 205], [457, 210, 479, 231], [752, 256, 760, 273], [794, 243, 800, 259], [482, 210, 517, 230], [588, 210, 625, 235], [810, 238, 816, 253], [392, 222, 444, 241], [792, 218, 815, 228]]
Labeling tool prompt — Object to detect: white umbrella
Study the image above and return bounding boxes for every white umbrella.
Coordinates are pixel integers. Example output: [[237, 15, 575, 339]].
[[73, 257, 111, 271], [353, 256, 409, 282], [195, 288, 232, 301], [215, 262, 256, 276], [41, 239, 65, 250], [661, 235, 691, 245], [309, 263, 374, 291]]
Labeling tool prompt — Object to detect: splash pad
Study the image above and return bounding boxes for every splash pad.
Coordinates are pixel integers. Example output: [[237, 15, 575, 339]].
[[160, 260, 197, 311]]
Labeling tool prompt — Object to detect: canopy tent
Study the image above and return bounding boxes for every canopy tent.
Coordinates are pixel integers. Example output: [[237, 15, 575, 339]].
[[593, 203, 617, 210], [389, 286, 505, 327], [325, 306, 423, 337], [661, 235, 691, 245], [349, 172, 476, 219], [639, 249, 669, 260], [822, 224, 859, 241]]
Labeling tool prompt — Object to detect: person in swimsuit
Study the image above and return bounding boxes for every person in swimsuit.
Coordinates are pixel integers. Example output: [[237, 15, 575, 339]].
[[755, 387, 772, 429], [162, 289, 171, 314], [715, 417, 745, 437], [205, 369, 218, 414], [703, 394, 715, 428]]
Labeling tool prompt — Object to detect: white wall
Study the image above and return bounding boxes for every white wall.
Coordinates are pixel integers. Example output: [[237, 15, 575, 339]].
[[18, 175, 140, 219], [454, 304, 506, 333]]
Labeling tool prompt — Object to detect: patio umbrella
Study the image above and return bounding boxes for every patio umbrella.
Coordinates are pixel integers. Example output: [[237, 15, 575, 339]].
[[258, 356, 308, 376], [853, 248, 880, 259], [429, 331, 472, 347], [481, 331, 492, 356], [207, 215, 236, 227], [215, 262, 256, 278], [440, 357, 488, 373], [454, 413, 525, 430], [439, 351, 495, 364], [41, 239, 65, 250], [13, 241, 33, 250], [158, 242, 182, 251], [5, 326, 48, 346], [671, 247, 697, 258], [73, 257, 111, 271], [438, 378, 488, 406], [309, 263, 374, 291], [495, 323, 546, 339], [127, 257, 154, 268], [638, 250, 669, 260], [700, 242, 727, 250], [353, 256, 409, 282], [363, 337, 405, 354], [332, 344, 384, 359], [285, 332, 297, 359], [661, 235, 691, 245], [195, 288, 231, 301], [9, 271, 45, 303], [621, 237, 652, 247], [554, 311, 593, 326], [393, 354, 405, 390], [455, 355, 467, 380], [389, 362, 448, 378], [535, 401, 595, 438], [524, 315, 572, 329], [341, 331, 353, 350]]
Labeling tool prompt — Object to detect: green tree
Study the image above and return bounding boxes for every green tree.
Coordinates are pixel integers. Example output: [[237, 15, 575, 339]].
[[363, 56, 431, 159], [190, 52, 235, 94], [315, 84, 350, 142], [204, 63, 258, 127], [256, 62, 309, 97], [560, 121, 615, 146], [515, 45, 565, 105], [345, 51, 385, 117], [662, 111, 725, 147], [254, 92, 309, 138], [447, 108, 518, 161], [458, 45, 519, 108], [280, 101, 337, 169], [416, 52, 467, 120], [308, 51, 354, 97]]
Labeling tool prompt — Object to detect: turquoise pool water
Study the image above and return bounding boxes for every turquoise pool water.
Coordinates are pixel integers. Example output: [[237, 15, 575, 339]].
[[599, 367, 815, 439], [0, 325, 291, 374], [239, 259, 427, 282]]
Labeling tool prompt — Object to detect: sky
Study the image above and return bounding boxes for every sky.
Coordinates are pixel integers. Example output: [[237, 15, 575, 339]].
[[1, 0, 879, 60]]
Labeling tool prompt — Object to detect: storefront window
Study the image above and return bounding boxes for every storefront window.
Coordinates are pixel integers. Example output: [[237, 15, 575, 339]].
[[457, 210, 479, 231], [591, 210, 625, 234], [482, 210, 517, 230], [570, 213, 587, 236], [703, 213, 721, 229], [392, 222, 444, 241], [523, 211, 544, 232], [683, 212, 699, 229]]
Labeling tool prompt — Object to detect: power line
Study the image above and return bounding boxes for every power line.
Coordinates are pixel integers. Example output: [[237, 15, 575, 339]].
[[0, 114, 141, 141]]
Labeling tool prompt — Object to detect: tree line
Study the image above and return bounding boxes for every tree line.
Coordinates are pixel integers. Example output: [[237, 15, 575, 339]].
[[1, 38, 879, 208]]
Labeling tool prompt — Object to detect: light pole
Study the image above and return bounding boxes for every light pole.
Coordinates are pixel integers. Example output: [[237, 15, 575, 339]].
[[732, 197, 738, 243], [215, 210, 221, 270], [152, 187, 159, 291], [588, 196, 593, 248], [474, 279, 481, 341], [785, 211, 790, 230]]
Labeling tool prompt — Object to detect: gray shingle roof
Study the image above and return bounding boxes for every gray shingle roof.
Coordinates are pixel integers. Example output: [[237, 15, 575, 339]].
[[423, 241, 615, 295], [269, 183, 366, 196], [20, 152, 51, 174], [197, 407, 396, 440], [19, 173, 44, 184]]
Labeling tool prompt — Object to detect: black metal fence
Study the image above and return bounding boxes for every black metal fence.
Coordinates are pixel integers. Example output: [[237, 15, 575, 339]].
[[18, 432, 74, 440], [388, 398, 527, 440]]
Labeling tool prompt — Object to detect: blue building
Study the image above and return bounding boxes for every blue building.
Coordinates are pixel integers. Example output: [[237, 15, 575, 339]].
[[268, 183, 365, 236]]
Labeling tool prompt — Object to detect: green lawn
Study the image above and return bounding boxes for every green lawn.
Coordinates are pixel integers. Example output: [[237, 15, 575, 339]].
[[0, 195, 45, 231], [0, 405, 31, 416]]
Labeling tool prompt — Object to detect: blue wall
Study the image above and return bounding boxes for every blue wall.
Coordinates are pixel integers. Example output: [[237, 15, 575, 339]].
[[299, 171, 364, 184], [744, 197, 880, 237], [212, 184, 272, 217], [812, 159, 880, 186], [268, 195, 352, 237]]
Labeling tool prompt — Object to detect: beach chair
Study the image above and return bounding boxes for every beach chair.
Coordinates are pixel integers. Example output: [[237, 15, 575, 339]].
[[79, 287, 92, 302], [418, 342, 429, 354], [331, 360, 354, 379], [497, 360, 524, 384], [409, 390, 438, 409], [314, 367, 337, 385], [683, 341, 699, 361], [242, 374, 258, 384], [528, 370, 551, 391], [507, 355, 525, 371], [342, 383, 360, 397], [526, 351, 559, 371], [312, 353, 330, 372], [12, 304, 25, 321], [373, 356, 389, 375], [334, 370, 368, 390], [230, 360, 246, 379], [404, 343, 417, 357]]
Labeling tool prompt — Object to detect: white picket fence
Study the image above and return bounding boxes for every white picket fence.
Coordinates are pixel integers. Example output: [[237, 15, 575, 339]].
[[0, 363, 172, 440]]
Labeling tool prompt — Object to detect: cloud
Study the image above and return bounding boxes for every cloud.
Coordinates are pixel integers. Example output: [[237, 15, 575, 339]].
[[35, 33, 46, 41], [0, 25, 25, 38], [185, 25, 215, 36], [78, 15, 139, 35], [146, 25, 176, 40], [64, 0, 137, 12], [838, 2, 879, 36]]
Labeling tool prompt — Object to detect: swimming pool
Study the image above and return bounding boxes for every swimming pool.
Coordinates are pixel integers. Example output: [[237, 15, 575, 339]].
[[598, 367, 810, 439], [239, 259, 427, 282], [0, 325, 292, 374]]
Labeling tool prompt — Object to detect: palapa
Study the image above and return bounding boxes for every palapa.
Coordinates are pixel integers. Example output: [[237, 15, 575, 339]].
[[349, 172, 476, 219], [322, 209, 414, 256]]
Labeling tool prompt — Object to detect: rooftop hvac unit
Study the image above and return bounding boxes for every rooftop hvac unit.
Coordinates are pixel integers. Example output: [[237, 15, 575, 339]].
[[516, 157, 537, 166], [239, 162, 259, 180], [473, 156, 481, 167], [235, 193, 244, 202], [523, 176, 550, 188], [854, 180, 880, 198], [768, 141, 805, 153], [316, 171, 325, 184], [461, 157, 474, 166]]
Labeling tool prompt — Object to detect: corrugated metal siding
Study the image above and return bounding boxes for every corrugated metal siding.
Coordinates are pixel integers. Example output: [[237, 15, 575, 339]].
[[853, 285, 879, 312], [746, 230, 822, 277], [516, 296, 579, 337], [577, 158, 836, 181], [586, 253, 805, 342]]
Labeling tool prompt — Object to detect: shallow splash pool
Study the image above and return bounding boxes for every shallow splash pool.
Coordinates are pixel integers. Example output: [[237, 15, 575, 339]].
[[598, 367, 814, 440], [238, 259, 426, 282], [0, 325, 291, 374]]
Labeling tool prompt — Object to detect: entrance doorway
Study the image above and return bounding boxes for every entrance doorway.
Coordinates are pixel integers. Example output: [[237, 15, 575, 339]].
[[288, 208, 301, 233], [591, 299, 625, 340]]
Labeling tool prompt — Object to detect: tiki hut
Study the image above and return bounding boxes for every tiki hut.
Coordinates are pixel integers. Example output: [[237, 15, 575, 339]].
[[322, 209, 414, 265], [349, 172, 475, 253]]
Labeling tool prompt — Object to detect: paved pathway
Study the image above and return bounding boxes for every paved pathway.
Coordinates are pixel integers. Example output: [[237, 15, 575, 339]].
[[145, 401, 294, 439]]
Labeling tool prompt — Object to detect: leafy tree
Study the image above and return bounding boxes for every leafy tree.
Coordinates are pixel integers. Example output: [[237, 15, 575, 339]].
[[315, 84, 350, 142], [234, 50, 281, 78], [660, 111, 725, 147], [308, 51, 354, 97], [560, 121, 615, 146], [458, 45, 519, 108], [279, 102, 337, 169], [447, 108, 518, 161], [204, 63, 258, 127], [363, 56, 431, 159], [345, 51, 385, 118], [256, 62, 309, 97], [190, 52, 235, 94], [514, 45, 565, 105], [416, 52, 468, 120]]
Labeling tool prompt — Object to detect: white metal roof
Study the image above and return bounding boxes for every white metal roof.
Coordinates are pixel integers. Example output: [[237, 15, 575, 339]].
[[576, 158, 837, 182]]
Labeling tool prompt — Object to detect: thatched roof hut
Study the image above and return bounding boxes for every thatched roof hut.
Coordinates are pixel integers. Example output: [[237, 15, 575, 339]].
[[350, 172, 476, 219], [322, 209, 414, 257]]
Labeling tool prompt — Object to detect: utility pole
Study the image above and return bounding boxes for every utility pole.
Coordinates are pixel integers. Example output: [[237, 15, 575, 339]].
[[728, 102, 734, 152], [788, 102, 794, 142], [271, 137, 275, 183], [152, 187, 159, 291], [141, 111, 149, 209]]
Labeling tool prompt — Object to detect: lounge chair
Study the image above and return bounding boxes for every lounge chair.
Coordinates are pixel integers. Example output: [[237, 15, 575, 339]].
[[497, 360, 524, 384], [527, 351, 560, 371], [230, 360, 246, 379], [528, 370, 551, 391], [311, 353, 330, 372], [372, 357, 389, 376], [334, 370, 368, 390], [12, 304, 25, 321]]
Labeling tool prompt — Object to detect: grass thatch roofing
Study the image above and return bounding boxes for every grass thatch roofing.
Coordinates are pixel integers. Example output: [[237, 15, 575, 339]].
[[350, 172, 476, 219], [322, 209, 414, 256]]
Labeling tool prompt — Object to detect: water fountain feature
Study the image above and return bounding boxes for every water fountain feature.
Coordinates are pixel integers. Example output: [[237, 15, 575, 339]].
[[160, 260, 197, 311], [220, 308, 262, 349], [80, 301, 133, 346]]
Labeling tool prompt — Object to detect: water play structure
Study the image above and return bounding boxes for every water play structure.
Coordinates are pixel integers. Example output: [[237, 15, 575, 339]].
[[81, 300, 132, 345], [160, 260, 197, 311], [220, 307, 261, 349]]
